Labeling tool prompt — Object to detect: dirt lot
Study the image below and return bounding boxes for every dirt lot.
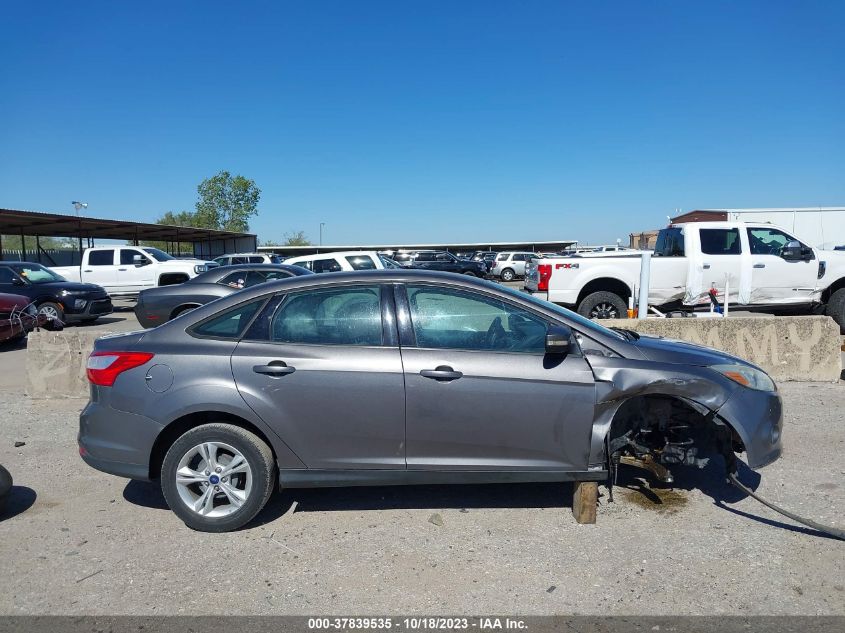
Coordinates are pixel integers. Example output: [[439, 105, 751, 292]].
[[0, 354, 843, 616]]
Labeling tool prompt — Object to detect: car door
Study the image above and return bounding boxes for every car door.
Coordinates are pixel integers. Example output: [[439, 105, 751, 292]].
[[119, 248, 156, 291], [697, 227, 745, 305], [397, 283, 596, 471], [82, 249, 119, 290], [230, 284, 406, 469], [746, 227, 818, 304]]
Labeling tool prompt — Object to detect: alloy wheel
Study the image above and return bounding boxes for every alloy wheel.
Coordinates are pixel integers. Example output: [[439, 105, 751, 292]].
[[38, 305, 59, 319], [174, 442, 253, 518], [590, 302, 619, 319]]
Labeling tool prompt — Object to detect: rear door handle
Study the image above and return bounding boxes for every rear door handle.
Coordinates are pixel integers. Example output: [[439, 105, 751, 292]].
[[253, 361, 296, 377], [84, 269, 93, 273], [702, 264, 711, 269], [753, 263, 765, 269], [420, 366, 463, 381]]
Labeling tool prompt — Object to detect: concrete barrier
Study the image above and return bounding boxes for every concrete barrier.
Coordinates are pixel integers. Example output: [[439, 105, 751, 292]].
[[26, 330, 115, 399], [602, 315, 842, 382]]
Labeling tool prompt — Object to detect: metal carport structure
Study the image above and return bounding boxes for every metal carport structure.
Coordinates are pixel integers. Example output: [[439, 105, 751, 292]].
[[0, 208, 257, 265]]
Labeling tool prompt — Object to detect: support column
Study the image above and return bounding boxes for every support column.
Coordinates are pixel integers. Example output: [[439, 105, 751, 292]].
[[572, 481, 598, 524]]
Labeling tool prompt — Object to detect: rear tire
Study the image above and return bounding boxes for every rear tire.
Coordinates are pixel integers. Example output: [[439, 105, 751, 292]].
[[501, 268, 515, 282], [160, 423, 275, 532], [462, 271, 477, 277], [577, 291, 627, 320], [825, 288, 845, 333]]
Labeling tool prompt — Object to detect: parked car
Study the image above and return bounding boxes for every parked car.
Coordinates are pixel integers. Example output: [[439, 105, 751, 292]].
[[491, 251, 539, 281], [405, 251, 490, 276], [282, 251, 396, 273], [135, 264, 312, 328], [471, 251, 499, 263], [212, 253, 284, 266], [0, 292, 51, 343], [51, 247, 217, 298], [79, 269, 781, 532], [526, 221, 845, 330], [0, 262, 112, 325]]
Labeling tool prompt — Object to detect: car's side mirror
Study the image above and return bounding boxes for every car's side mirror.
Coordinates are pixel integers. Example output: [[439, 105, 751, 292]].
[[545, 324, 573, 355], [781, 241, 805, 261], [133, 254, 149, 267], [11, 277, 25, 286]]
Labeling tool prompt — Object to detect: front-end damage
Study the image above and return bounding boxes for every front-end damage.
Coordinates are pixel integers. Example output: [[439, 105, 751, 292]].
[[584, 356, 783, 484]]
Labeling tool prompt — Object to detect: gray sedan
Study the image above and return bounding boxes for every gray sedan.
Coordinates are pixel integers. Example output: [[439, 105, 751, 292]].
[[80, 270, 782, 532], [134, 263, 312, 328]]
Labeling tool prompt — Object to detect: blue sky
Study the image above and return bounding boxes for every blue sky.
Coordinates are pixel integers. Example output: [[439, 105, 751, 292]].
[[2, 1, 843, 245]]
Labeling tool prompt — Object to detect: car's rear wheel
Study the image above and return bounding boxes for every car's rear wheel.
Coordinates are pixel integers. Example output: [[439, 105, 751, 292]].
[[160, 423, 275, 532], [462, 271, 477, 276], [37, 301, 64, 327], [577, 291, 627, 320], [501, 268, 515, 282]]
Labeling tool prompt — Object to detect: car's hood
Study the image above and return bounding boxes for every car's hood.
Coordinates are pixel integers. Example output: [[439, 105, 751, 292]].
[[630, 332, 760, 369], [28, 281, 107, 294]]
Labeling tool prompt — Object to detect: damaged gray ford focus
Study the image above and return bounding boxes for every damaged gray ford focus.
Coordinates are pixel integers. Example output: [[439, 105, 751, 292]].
[[78, 270, 782, 532]]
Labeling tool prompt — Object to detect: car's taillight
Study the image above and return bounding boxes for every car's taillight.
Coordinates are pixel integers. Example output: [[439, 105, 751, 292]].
[[537, 264, 552, 291], [86, 351, 154, 386]]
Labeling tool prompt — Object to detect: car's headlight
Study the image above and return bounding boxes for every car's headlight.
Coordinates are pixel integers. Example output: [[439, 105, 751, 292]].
[[194, 264, 207, 274], [73, 299, 87, 309], [710, 363, 775, 392], [60, 289, 87, 296]]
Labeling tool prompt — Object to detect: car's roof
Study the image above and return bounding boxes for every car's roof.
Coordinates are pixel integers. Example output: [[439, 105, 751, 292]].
[[1, 261, 47, 266], [190, 263, 311, 282], [286, 250, 381, 261]]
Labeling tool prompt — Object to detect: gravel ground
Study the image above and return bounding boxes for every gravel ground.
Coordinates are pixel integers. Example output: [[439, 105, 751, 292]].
[[0, 380, 842, 615]]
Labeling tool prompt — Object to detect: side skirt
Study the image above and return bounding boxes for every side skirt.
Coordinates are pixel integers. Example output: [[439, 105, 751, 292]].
[[278, 469, 607, 489]]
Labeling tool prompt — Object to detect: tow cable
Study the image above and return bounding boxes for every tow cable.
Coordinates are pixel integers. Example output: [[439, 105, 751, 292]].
[[727, 472, 845, 541]]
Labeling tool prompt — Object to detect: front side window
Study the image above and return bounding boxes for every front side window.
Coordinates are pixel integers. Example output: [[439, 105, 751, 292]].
[[345, 255, 377, 270], [120, 249, 150, 265], [654, 228, 685, 257], [191, 299, 265, 339], [405, 285, 547, 353], [700, 229, 741, 255], [270, 285, 383, 346], [213, 257, 229, 266], [0, 267, 20, 284], [747, 227, 801, 256], [414, 252, 435, 262], [435, 253, 453, 262], [312, 258, 342, 274], [88, 250, 115, 266]]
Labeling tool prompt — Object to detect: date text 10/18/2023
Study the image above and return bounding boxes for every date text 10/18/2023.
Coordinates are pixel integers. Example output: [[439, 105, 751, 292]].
[[307, 618, 528, 630]]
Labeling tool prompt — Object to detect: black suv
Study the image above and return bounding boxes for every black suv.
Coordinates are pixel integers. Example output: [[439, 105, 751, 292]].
[[0, 262, 113, 325], [407, 251, 490, 276]]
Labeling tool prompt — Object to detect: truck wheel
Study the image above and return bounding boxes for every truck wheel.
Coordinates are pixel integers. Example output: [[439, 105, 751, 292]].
[[160, 423, 275, 532], [38, 302, 65, 327], [577, 292, 627, 320], [825, 288, 845, 333], [501, 268, 515, 282]]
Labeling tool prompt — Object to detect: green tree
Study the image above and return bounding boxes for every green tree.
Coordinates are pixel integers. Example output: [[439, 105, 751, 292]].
[[195, 170, 261, 232]]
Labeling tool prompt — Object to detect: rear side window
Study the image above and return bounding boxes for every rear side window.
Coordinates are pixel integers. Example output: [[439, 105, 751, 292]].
[[654, 228, 685, 257], [700, 229, 741, 255], [497, 253, 508, 261], [0, 267, 18, 284], [345, 255, 377, 270], [88, 250, 115, 266], [191, 299, 264, 339], [248, 256, 264, 263], [271, 286, 383, 346], [312, 258, 342, 273]]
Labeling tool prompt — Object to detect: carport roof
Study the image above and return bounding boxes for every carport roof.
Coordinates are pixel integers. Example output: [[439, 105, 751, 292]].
[[0, 208, 256, 242]]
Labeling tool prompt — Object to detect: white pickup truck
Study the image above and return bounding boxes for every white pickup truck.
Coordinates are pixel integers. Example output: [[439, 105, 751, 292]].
[[51, 246, 217, 298], [525, 221, 845, 330]]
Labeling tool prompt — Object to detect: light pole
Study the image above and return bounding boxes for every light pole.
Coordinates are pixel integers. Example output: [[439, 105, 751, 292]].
[[320, 222, 326, 246]]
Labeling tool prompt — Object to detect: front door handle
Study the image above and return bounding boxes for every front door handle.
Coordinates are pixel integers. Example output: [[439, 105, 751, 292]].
[[420, 366, 463, 381], [253, 361, 296, 377], [753, 263, 765, 269], [702, 263, 711, 269]]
